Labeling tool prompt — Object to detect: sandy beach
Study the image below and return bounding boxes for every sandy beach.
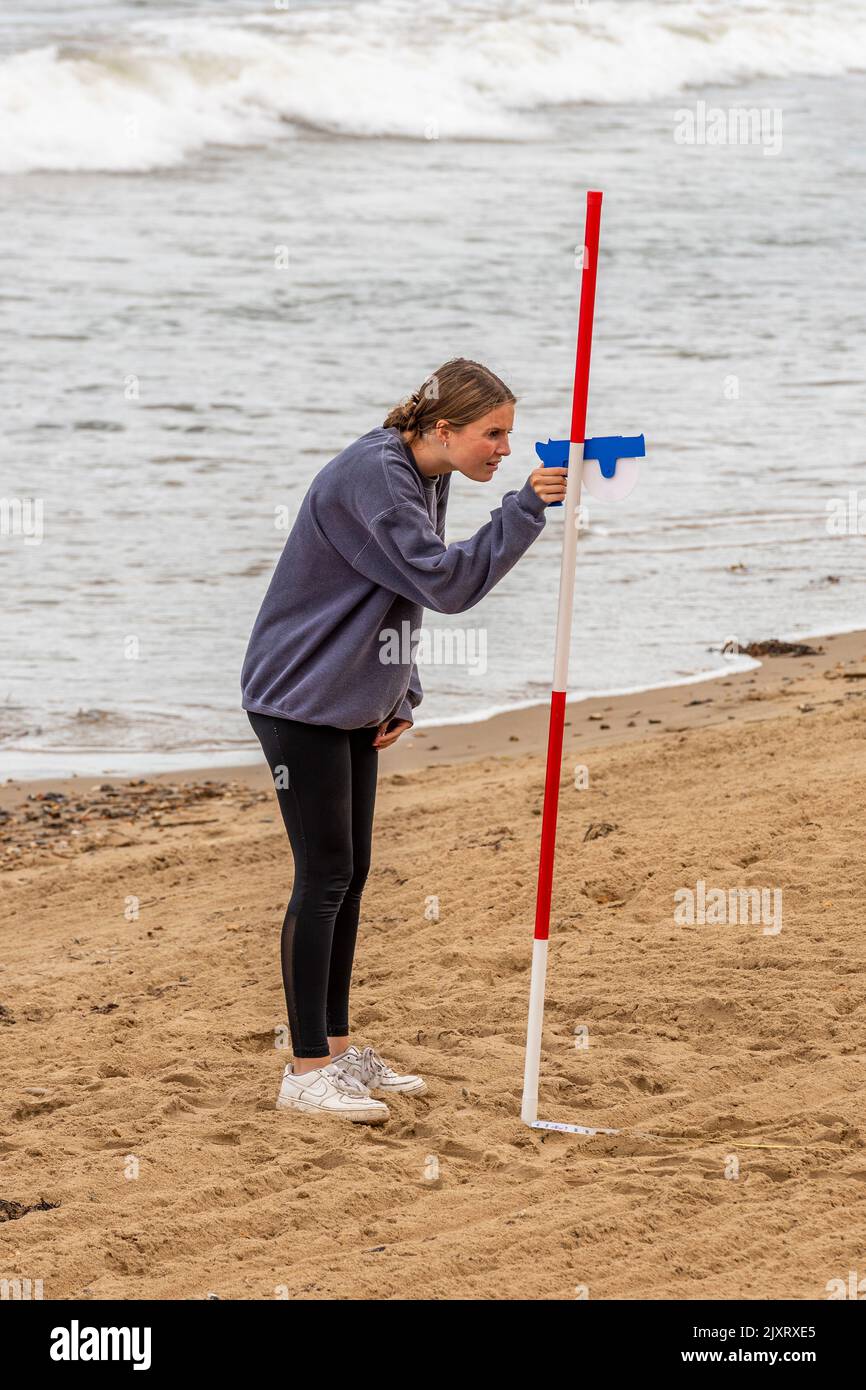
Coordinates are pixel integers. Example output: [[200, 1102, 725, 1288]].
[[1, 628, 864, 1300]]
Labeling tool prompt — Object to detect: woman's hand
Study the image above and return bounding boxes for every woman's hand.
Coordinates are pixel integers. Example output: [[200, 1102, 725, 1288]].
[[372, 718, 413, 750], [529, 465, 568, 506]]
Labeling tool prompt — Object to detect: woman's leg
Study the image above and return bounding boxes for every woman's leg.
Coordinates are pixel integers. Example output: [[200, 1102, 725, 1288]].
[[247, 710, 355, 1071], [326, 724, 380, 1050]]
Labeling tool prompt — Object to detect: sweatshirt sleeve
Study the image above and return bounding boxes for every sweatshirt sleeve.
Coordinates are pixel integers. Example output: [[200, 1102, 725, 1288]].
[[393, 660, 423, 725], [348, 477, 547, 616]]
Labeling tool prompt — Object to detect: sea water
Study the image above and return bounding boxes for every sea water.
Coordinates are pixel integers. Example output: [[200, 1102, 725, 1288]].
[[1, 0, 864, 776]]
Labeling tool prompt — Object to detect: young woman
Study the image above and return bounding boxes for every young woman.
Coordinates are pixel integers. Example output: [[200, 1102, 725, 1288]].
[[241, 357, 567, 1123]]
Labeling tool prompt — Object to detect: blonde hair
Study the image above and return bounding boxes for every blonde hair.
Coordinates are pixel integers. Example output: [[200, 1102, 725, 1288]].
[[383, 357, 516, 442]]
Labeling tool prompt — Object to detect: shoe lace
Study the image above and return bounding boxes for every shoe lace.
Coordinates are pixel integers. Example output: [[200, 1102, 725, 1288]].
[[356, 1046, 391, 1087], [325, 1056, 371, 1097]]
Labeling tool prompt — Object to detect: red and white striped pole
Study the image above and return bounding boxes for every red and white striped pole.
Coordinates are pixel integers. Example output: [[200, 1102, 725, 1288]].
[[521, 189, 603, 1126]]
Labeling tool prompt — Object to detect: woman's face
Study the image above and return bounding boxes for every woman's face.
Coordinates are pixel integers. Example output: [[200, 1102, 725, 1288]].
[[445, 402, 514, 483]]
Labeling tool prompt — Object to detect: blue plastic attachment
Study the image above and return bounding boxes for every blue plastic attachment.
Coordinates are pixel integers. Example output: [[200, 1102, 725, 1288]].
[[535, 434, 645, 505], [584, 434, 646, 478], [534, 438, 569, 507]]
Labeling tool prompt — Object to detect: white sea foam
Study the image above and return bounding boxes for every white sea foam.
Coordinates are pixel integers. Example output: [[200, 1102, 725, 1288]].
[[2, 0, 866, 172]]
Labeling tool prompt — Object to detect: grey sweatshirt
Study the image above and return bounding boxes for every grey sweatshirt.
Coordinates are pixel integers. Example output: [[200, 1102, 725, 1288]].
[[240, 425, 548, 730]]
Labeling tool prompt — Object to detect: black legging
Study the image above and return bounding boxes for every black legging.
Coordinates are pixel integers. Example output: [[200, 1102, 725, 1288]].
[[247, 710, 379, 1058]]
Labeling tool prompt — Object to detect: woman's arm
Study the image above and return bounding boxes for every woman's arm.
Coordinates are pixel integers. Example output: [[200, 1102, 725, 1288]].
[[348, 472, 550, 616]]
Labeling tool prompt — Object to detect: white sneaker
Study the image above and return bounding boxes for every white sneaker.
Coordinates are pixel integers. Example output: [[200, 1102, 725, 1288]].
[[332, 1044, 427, 1097], [276, 1058, 389, 1123]]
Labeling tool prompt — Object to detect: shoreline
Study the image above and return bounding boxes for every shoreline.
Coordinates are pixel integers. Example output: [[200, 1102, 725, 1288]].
[[2, 627, 864, 812]]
